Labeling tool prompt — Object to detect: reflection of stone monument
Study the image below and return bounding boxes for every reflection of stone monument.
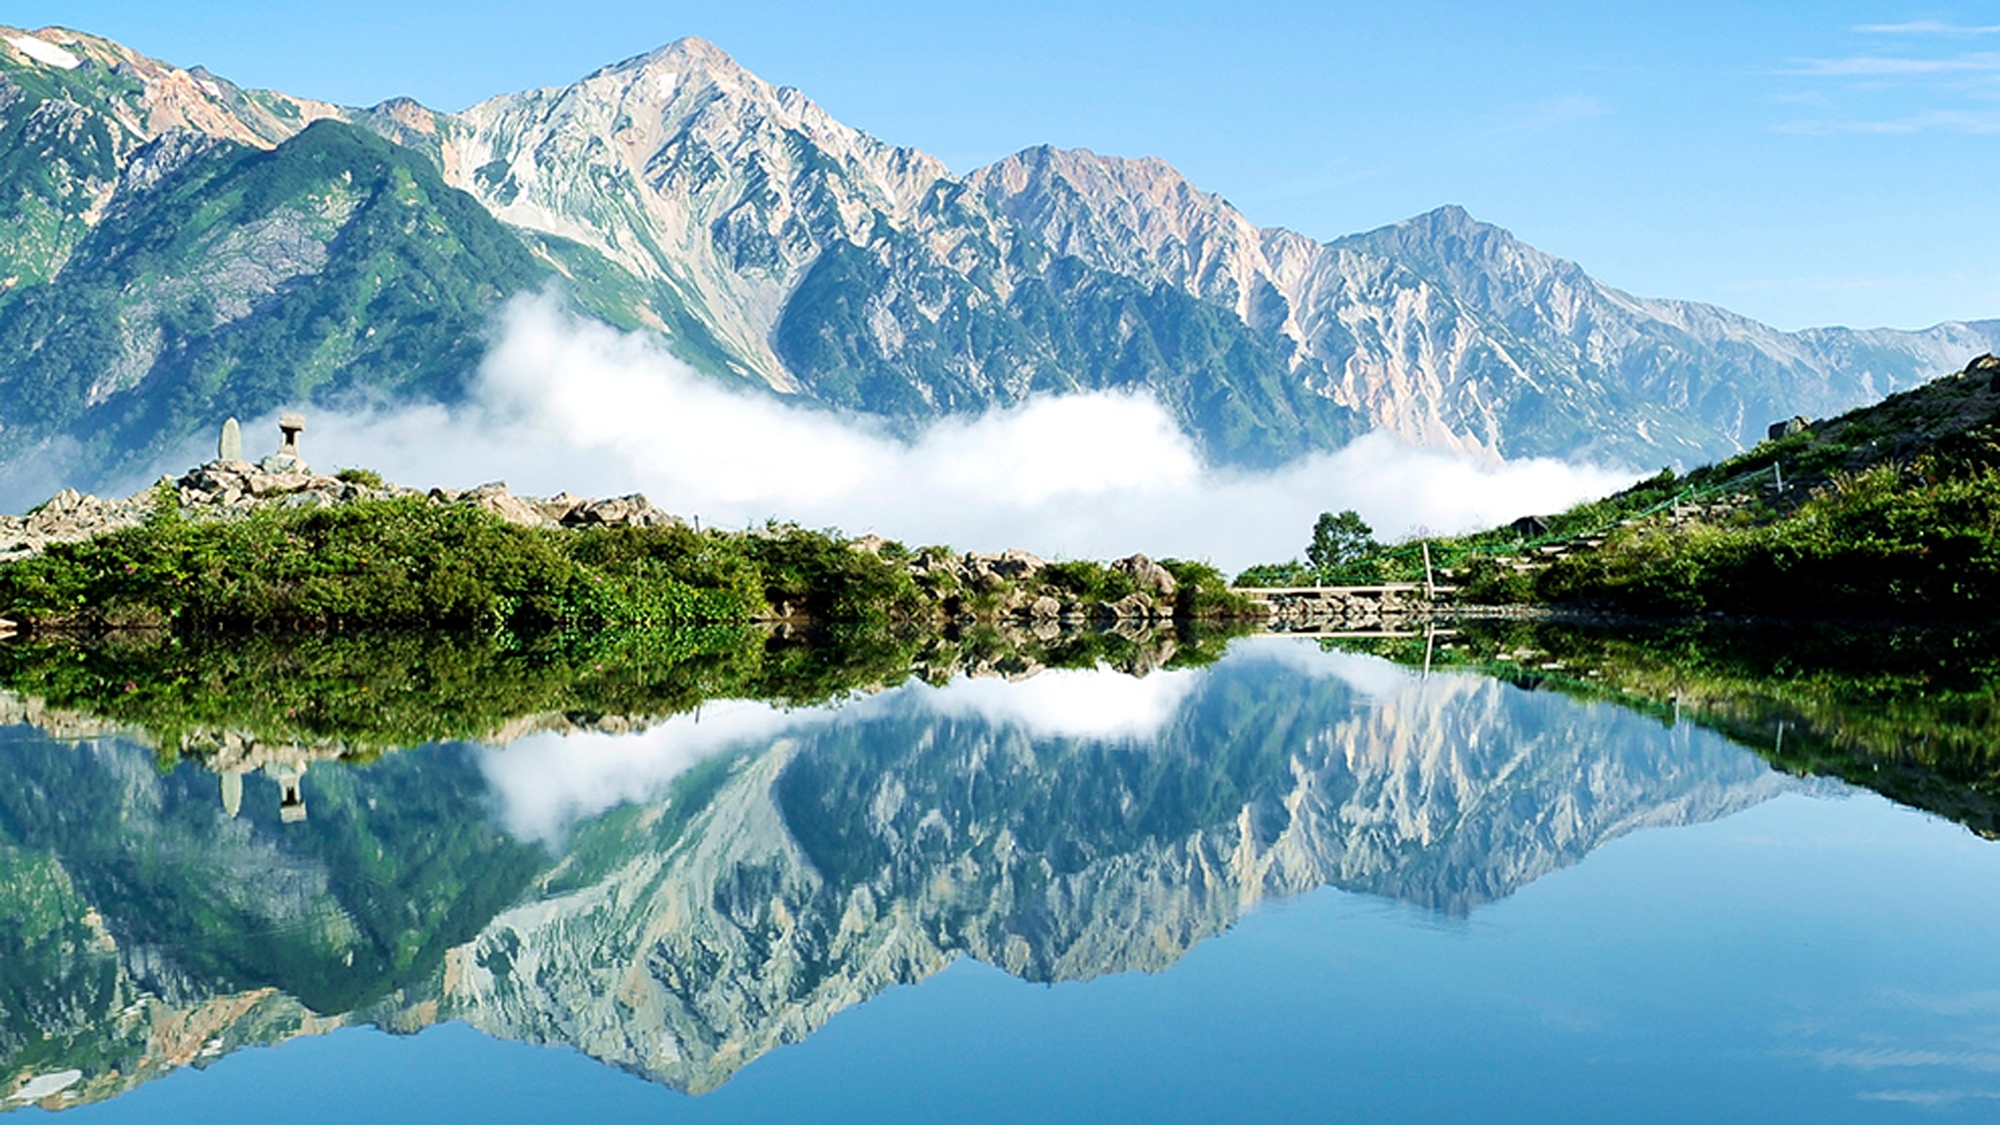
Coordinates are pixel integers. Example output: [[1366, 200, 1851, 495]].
[[258, 412, 308, 473], [220, 770, 242, 819], [191, 734, 314, 823], [274, 765, 307, 823]]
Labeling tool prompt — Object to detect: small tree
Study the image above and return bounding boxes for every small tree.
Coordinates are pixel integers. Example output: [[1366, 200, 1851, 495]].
[[1307, 510, 1376, 573]]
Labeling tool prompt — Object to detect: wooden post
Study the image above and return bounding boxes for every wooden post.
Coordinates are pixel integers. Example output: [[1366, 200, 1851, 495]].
[[1421, 542, 1436, 602]]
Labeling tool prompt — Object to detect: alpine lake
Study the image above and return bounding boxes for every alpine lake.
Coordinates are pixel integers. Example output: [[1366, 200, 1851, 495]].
[[2, 616, 1999, 1123]]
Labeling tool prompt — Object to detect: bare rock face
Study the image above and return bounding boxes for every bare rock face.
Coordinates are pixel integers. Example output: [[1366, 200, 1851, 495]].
[[456, 481, 555, 528], [1112, 553, 1178, 598]]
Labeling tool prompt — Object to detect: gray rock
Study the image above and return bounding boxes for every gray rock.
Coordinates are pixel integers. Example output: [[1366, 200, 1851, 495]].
[[460, 482, 556, 528], [1111, 554, 1177, 598], [1766, 415, 1811, 441]]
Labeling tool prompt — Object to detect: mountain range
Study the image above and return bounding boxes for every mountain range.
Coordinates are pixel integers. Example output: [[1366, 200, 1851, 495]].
[[2, 25, 1995, 498]]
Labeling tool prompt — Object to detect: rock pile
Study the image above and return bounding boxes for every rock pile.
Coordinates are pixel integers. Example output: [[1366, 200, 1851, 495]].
[[0, 462, 681, 561], [0, 488, 158, 562], [428, 483, 681, 530]]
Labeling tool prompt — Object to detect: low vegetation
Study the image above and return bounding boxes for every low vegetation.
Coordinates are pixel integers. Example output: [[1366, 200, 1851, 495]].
[[1240, 358, 2000, 620], [0, 489, 1254, 635]]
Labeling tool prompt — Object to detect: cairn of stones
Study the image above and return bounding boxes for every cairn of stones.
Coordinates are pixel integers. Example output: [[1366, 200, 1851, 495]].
[[0, 414, 684, 560]]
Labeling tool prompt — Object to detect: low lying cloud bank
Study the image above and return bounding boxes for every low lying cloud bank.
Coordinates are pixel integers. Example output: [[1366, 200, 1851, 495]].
[[284, 295, 1631, 572]]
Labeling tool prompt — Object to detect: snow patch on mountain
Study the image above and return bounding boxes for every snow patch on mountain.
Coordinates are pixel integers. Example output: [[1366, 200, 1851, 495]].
[[5, 34, 78, 69]]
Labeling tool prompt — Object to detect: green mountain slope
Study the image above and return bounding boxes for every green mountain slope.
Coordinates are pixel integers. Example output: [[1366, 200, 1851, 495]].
[[0, 120, 549, 481]]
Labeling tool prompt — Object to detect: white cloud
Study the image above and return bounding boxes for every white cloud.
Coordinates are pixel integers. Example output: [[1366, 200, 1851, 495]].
[[1224, 634, 1423, 699], [475, 700, 830, 843], [1786, 52, 2000, 77], [920, 665, 1204, 741], [479, 659, 1231, 842], [1855, 21, 2000, 36], [295, 294, 1633, 573]]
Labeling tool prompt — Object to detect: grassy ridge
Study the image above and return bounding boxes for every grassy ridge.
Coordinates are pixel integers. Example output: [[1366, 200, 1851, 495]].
[[1240, 361, 2000, 619], [1533, 463, 2000, 614]]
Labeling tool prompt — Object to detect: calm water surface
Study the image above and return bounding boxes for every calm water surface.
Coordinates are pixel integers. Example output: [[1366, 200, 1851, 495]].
[[3, 635, 1997, 1122]]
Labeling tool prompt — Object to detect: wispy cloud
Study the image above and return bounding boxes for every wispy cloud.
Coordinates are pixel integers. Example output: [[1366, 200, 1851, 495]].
[[1785, 51, 2000, 77], [1855, 1088, 2000, 1106], [1819, 1046, 2000, 1072], [1774, 22, 2000, 135], [1855, 20, 2000, 35], [1504, 95, 1612, 132], [1774, 107, 2000, 134]]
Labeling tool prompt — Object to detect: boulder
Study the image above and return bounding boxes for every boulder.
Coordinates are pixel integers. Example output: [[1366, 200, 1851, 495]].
[[1766, 415, 1811, 441], [1098, 592, 1158, 620], [992, 548, 1047, 579], [460, 482, 555, 528], [1111, 554, 1178, 598], [560, 493, 679, 528], [534, 491, 585, 523]]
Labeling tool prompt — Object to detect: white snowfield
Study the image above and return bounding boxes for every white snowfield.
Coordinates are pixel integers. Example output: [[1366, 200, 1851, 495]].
[[4, 34, 81, 70], [5, 1069, 83, 1103]]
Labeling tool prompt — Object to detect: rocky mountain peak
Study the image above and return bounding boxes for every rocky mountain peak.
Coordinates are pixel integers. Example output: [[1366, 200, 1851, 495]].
[[440, 36, 955, 389], [970, 143, 1296, 322], [1338, 204, 1564, 282], [0, 24, 342, 150]]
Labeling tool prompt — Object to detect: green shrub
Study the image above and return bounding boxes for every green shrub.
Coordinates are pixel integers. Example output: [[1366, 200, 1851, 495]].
[[1538, 465, 2000, 617], [0, 499, 840, 632], [1041, 560, 1139, 603], [1233, 560, 1314, 587], [1160, 558, 1258, 617]]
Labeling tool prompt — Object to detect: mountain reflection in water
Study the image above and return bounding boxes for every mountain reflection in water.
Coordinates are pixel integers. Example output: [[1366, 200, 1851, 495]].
[[0, 629, 1895, 1111]]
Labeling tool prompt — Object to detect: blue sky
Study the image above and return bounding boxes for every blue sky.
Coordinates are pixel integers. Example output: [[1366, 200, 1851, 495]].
[[12, 1, 2000, 331]]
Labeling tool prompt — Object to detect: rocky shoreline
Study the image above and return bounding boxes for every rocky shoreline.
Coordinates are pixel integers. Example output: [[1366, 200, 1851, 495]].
[[0, 460, 684, 563]]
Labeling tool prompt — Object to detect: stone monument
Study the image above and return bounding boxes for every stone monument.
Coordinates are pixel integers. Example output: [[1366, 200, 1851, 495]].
[[218, 417, 242, 462], [259, 412, 309, 473]]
